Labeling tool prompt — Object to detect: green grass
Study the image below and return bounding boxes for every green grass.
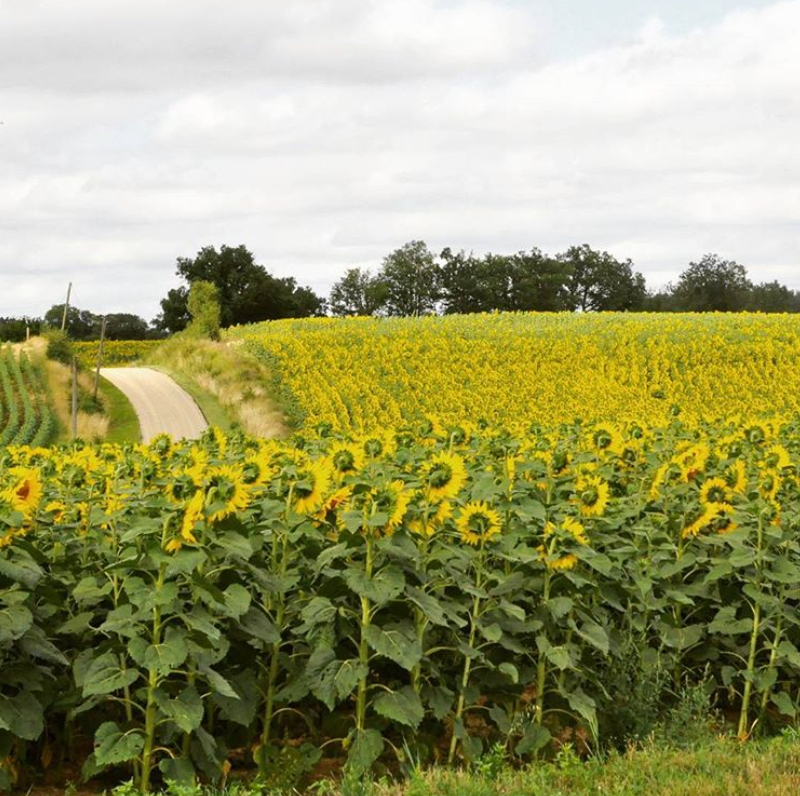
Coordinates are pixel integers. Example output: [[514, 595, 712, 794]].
[[77, 735, 800, 796], [98, 375, 142, 443]]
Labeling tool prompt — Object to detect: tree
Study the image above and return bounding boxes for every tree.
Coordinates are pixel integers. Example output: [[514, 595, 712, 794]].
[[670, 254, 752, 312], [155, 245, 325, 333], [44, 304, 96, 339], [378, 241, 439, 316], [186, 280, 221, 340], [746, 281, 800, 313], [329, 268, 388, 316], [558, 245, 647, 312], [104, 313, 149, 340], [509, 250, 572, 311]]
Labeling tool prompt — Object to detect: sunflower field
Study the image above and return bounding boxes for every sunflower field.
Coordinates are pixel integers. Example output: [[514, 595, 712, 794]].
[[74, 340, 162, 370], [3, 412, 800, 791], [230, 312, 800, 431]]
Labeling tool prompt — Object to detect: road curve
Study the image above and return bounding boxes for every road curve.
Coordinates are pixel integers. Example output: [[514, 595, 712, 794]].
[[100, 367, 208, 442]]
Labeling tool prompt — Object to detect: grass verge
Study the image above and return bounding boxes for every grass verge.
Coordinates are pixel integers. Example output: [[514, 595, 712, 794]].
[[26, 735, 800, 796], [97, 375, 141, 443], [145, 335, 290, 437]]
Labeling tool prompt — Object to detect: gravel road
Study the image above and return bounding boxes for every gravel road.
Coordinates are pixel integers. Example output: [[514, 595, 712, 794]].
[[100, 367, 208, 442]]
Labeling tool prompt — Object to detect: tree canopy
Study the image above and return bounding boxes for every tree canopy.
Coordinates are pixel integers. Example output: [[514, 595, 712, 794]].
[[155, 245, 325, 333]]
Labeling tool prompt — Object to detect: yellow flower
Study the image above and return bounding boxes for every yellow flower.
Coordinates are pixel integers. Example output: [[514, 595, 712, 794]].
[[181, 490, 206, 542], [327, 442, 365, 478], [420, 451, 467, 503], [538, 517, 589, 570], [681, 503, 735, 539], [3, 467, 43, 519], [456, 501, 502, 546], [575, 475, 610, 518], [207, 464, 251, 522], [699, 477, 733, 507], [759, 470, 781, 501], [723, 460, 748, 494], [409, 498, 452, 538], [590, 425, 623, 456], [762, 445, 791, 472], [291, 460, 332, 515]]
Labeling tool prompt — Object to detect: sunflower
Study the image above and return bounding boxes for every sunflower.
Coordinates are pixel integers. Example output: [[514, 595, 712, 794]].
[[409, 498, 453, 538], [575, 475, 610, 518], [181, 489, 206, 542], [590, 424, 623, 456], [723, 460, 748, 495], [538, 517, 588, 570], [699, 477, 733, 507], [327, 442, 365, 479], [3, 467, 43, 519], [759, 470, 781, 501], [358, 433, 396, 460], [762, 445, 792, 472], [673, 442, 710, 482], [290, 460, 332, 515], [456, 501, 502, 546], [314, 485, 352, 526], [242, 451, 275, 489], [183, 447, 210, 486], [206, 464, 251, 522], [681, 502, 735, 539], [420, 451, 467, 503]]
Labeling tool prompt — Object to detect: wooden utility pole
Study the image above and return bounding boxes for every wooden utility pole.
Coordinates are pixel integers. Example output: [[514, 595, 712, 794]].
[[61, 282, 72, 332], [71, 355, 78, 438], [93, 316, 107, 401]]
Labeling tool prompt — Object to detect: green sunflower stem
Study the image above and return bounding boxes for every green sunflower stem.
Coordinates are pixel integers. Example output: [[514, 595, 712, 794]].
[[355, 533, 374, 734], [448, 545, 484, 765], [535, 569, 552, 727]]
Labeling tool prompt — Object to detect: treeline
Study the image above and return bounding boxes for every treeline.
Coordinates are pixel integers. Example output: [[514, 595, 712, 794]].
[[5, 243, 797, 342], [330, 242, 800, 316]]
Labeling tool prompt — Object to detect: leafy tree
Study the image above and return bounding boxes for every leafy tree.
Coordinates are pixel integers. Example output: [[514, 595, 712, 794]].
[[558, 245, 647, 312], [0, 317, 42, 343], [378, 241, 439, 316], [186, 280, 221, 340], [103, 313, 149, 340], [746, 281, 800, 313], [670, 254, 752, 312], [44, 304, 96, 339], [329, 268, 388, 316], [509, 250, 572, 311], [155, 245, 324, 333]]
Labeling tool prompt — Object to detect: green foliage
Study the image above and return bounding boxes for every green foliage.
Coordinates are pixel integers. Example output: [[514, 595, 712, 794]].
[[44, 328, 74, 365], [187, 281, 222, 341]]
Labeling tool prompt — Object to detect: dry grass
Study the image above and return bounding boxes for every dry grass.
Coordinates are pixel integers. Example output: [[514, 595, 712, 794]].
[[44, 359, 108, 441], [147, 337, 290, 438]]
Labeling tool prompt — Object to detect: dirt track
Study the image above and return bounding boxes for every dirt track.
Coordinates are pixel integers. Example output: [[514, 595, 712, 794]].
[[100, 367, 208, 442]]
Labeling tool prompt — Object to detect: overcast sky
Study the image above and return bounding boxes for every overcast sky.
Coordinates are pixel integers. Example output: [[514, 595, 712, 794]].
[[1, 0, 798, 320]]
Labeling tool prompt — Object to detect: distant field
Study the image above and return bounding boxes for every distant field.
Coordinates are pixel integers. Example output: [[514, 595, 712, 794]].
[[73, 339, 162, 370], [231, 312, 800, 431]]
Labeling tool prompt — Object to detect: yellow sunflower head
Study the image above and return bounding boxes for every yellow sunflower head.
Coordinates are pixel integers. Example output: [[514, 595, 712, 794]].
[[408, 497, 452, 538], [723, 460, 748, 495], [180, 489, 206, 542], [575, 475, 610, 518], [327, 442, 365, 479], [290, 460, 332, 515], [590, 425, 623, 456], [762, 445, 792, 472], [359, 433, 396, 460], [538, 517, 588, 570], [456, 501, 502, 547], [206, 464, 251, 522], [2, 467, 43, 519], [420, 451, 467, 503], [699, 477, 733, 507]]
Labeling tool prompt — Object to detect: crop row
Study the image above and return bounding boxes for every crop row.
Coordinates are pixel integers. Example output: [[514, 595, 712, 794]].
[[0, 348, 55, 448], [231, 312, 800, 432], [1, 419, 800, 791]]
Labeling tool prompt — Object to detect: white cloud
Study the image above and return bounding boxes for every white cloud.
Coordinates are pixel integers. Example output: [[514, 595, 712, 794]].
[[0, 0, 798, 317]]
